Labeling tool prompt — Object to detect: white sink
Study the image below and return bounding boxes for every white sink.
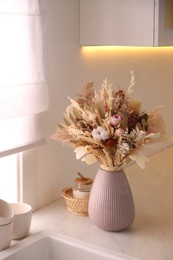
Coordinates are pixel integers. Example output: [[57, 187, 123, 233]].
[[0, 231, 140, 260]]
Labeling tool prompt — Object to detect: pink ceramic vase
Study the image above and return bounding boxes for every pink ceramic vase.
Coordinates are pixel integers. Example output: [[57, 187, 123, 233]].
[[88, 168, 135, 232]]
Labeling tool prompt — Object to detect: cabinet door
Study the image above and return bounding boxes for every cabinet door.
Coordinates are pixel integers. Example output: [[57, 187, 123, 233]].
[[157, 0, 173, 46], [80, 0, 155, 46]]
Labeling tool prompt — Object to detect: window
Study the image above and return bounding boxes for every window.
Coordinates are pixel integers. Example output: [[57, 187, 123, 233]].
[[0, 0, 49, 157], [0, 154, 18, 202], [0, 0, 49, 204]]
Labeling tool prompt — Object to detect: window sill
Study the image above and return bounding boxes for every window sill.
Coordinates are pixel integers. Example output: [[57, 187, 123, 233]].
[[0, 139, 46, 158]]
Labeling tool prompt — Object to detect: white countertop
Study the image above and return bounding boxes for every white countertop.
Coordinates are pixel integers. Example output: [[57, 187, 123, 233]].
[[8, 147, 172, 260], [29, 147, 173, 260], [29, 196, 173, 260]]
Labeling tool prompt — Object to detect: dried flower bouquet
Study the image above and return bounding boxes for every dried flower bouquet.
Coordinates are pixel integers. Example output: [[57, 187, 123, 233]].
[[52, 72, 167, 171]]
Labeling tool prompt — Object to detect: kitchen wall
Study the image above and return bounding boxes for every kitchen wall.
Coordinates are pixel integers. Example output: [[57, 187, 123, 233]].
[[22, 0, 173, 210]]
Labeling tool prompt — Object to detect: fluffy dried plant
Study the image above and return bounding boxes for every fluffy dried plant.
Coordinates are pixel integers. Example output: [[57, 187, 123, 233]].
[[51, 71, 169, 171]]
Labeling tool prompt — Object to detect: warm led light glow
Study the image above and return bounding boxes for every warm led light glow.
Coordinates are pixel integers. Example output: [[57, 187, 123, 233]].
[[81, 46, 173, 51], [81, 46, 173, 56]]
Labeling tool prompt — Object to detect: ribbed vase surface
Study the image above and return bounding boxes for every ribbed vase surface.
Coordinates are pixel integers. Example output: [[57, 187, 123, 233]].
[[88, 168, 135, 232]]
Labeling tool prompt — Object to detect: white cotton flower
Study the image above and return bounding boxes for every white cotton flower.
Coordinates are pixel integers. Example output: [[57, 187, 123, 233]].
[[100, 130, 110, 141], [97, 126, 105, 133], [91, 126, 110, 141], [94, 134, 102, 141], [92, 128, 99, 135], [91, 129, 101, 141]]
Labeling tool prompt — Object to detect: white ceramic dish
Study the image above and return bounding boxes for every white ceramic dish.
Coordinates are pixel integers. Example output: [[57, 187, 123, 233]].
[[0, 231, 141, 260], [0, 200, 14, 226], [0, 222, 13, 252]]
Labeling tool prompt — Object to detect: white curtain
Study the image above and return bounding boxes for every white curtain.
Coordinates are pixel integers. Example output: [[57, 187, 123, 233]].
[[0, 0, 49, 156]]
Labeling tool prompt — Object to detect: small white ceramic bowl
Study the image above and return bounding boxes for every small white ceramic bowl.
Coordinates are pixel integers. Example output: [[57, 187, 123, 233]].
[[0, 221, 13, 251], [10, 203, 32, 240], [0, 199, 14, 226]]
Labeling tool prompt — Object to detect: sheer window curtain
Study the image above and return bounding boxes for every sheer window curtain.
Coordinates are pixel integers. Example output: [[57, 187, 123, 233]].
[[0, 0, 49, 157]]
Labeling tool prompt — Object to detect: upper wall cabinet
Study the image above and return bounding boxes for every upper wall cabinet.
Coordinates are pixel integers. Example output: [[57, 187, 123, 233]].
[[80, 0, 173, 46]]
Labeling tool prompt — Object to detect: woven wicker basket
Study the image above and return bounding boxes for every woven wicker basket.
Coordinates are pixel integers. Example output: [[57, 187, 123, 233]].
[[61, 187, 89, 216]]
